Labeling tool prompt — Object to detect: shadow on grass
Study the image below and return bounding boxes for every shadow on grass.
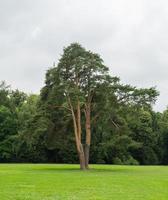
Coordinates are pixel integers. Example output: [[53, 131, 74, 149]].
[[33, 166, 132, 174]]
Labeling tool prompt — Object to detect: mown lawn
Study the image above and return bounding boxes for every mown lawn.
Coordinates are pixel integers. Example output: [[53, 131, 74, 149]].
[[0, 164, 168, 200]]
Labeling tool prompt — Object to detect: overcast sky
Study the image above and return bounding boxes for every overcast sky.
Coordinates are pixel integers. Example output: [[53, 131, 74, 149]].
[[0, 0, 168, 111]]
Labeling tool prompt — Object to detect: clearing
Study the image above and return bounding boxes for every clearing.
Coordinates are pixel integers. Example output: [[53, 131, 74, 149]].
[[0, 164, 168, 200]]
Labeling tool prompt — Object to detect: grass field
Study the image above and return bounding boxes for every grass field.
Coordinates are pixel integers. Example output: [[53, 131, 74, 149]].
[[0, 164, 168, 200]]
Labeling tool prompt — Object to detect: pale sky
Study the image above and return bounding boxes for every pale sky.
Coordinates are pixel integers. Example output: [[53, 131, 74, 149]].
[[0, 0, 168, 111]]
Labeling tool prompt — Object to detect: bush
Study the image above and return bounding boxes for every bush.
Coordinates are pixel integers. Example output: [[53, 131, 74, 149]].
[[113, 157, 122, 165], [124, 156, 139, 165]]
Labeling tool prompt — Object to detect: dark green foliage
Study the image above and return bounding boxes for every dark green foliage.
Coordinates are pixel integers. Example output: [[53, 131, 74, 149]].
[[0, 43, 167, 165]]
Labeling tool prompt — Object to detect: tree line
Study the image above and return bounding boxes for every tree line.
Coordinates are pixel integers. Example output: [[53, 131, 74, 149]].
[[0, 43, 168, 168]]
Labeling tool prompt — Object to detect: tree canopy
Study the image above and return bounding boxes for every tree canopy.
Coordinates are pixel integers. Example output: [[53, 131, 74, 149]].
[[0, 43, 167, 168]]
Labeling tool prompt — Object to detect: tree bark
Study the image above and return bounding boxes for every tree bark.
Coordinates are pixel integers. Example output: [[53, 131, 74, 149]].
[[68, 96, 86, 170], [72, 109, 86, 170], [76, 101, 86, 170], [85, 104, 91, 169], [78, 144, 86, 170], [77, 101, 81, 141], [84, 144, 90, 169]]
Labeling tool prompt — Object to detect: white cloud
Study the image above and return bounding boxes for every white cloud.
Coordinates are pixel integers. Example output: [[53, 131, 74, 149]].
[[31, 27, 41, 39]]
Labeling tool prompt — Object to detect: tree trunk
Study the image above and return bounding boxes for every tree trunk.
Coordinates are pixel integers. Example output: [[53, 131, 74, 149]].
[[84, 144, 90, 169], [68, 98, 86, 170], [76, 101, 86, 170], [68, 96, 89, 170], [85, 104, 91, 169], [78, 144, 86, 170], [77, 101, 81, 141]]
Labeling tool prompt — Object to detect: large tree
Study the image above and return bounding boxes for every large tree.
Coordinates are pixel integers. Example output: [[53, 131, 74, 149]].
[[41, 43, 111, 169], [41, 43, 158, 169]]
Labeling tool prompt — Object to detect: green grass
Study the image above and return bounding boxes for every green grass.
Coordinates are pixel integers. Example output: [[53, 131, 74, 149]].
[[0, 164, 168, 200]]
